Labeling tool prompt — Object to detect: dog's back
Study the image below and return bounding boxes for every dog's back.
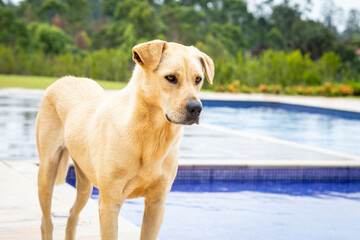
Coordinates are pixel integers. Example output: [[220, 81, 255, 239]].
[[36, 76, 104, 184], [41, 76, 105, 122]]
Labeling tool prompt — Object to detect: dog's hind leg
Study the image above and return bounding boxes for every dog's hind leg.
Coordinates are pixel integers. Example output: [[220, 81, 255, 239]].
[[65, 161, 92, 240], [36, 97, 69, 240], [37, 146, 67, 240]]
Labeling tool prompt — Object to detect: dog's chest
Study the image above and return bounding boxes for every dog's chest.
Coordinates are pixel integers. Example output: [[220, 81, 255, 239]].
[[134, 124, 180, 165], [125, 167, 172, 199], [124, 141, 180, 199], [125, 177, 152, 199]]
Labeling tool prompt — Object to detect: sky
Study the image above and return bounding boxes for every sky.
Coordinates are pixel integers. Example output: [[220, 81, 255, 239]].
[[6, 0, 360, 32], [247, 0, 360, 32]]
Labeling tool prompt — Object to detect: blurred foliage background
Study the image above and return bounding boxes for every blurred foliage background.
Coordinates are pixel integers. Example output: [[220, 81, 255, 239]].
[[1, 0, 360, 96]]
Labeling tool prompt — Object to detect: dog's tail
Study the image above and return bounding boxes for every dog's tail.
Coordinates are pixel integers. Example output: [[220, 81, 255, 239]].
[[54, 148, 70, 185]]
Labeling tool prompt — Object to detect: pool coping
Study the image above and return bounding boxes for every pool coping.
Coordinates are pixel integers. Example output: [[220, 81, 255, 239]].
[[178, 159, 360, 168], [199, 92, 360, 113]]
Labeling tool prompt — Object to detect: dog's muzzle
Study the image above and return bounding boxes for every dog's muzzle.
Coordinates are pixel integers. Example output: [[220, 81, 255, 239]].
[[165, 101, 202, 125]]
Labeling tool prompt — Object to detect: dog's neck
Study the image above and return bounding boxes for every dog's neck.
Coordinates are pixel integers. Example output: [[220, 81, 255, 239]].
[[126, 65, 167, 127], [118, 65, 181, 171]]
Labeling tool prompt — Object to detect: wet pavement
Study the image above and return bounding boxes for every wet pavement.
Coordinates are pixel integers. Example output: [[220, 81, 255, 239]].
[[0, 159, 141, 239], [181, 124, 357, 161]]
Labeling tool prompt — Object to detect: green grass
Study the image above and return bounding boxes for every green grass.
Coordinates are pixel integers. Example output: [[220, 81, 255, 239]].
[[0, 74, 127, 90]]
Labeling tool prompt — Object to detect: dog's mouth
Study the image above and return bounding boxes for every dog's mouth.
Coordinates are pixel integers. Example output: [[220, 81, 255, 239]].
[[165, 114, 172, 123], [165, 114, 199, 125]]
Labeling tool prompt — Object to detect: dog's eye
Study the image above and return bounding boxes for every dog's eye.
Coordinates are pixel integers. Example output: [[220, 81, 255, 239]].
[[165, 75, 178, 84], [195, 77, 202, 85]]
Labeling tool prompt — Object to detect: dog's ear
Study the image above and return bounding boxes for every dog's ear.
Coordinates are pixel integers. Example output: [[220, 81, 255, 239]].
[[132, 40, 168, 70], [200, 53, 215, 84]]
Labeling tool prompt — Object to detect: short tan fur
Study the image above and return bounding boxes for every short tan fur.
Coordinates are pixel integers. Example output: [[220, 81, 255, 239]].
[[36, 40, 214, 240]]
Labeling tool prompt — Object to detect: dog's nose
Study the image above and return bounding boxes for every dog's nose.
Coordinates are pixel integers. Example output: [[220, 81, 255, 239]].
[[186, 101, 202, 118]]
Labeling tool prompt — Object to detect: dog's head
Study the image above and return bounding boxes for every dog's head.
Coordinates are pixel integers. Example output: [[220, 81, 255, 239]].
[[132, 40, 214, 125]]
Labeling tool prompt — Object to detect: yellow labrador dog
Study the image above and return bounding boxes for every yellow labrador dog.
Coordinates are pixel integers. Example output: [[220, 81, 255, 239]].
[[36, 40, 214, 240]]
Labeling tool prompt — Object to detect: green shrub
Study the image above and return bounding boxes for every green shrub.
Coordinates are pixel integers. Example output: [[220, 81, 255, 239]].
[[0, 46, 133, 82], [29, 22, 75, 54], [0, 46, 15, 74], [318, 52, 342, 82], [347, 79, 360, 96], [303, 70, 322, 85], [0, 44, 358, 92]]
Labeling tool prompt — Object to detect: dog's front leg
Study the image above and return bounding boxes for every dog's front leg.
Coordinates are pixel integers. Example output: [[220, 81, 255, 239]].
[[99, 195, 123, 240], [140, 194, 167, 240]]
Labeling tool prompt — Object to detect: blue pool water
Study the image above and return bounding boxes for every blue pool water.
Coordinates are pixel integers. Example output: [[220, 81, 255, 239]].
[[66, 174, 360, 240], [124, 182, 360, 240], [202, 103, 360, 156]]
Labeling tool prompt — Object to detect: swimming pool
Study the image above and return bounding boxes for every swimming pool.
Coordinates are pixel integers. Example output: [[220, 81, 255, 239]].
[[66, 168, 360, 240], [124, 182, 360, 240], [202, 101, 360, 157]]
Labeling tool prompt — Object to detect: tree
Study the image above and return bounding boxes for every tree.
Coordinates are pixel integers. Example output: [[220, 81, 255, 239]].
[[160, 1, 205, 44], [64, 0, 91, 35], [343, 9, 360, 40], [270, 2, 301, 49], [114, 0, 163, 41], [208, 22, 245, 54], [18, 0, 43, 22], [293, 20, 336, 59], [199, 0, 255, 46], [39, 0, 68, 24], [89, 0, 102, 20], [102, 0, 119, 18], [265, 27, 284, 50], [25, 0, 46, 7], [320, 0, 344, 34], [0, 5, 29, 47], [29, 22, 75, 54]]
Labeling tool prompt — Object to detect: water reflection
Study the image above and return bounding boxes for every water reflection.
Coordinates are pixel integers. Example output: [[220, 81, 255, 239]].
[[0, 91, 41, 159], [202, 105, 360, 156]]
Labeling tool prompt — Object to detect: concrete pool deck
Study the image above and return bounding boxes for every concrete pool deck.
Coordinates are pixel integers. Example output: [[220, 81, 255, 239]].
[[181, 123, 360, 167], [0, 159, 142, 240], [1, 89, 360, 238]]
